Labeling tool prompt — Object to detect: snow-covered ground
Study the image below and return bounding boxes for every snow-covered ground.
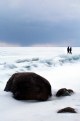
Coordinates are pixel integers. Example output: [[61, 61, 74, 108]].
[[0, 47, 80, 121]]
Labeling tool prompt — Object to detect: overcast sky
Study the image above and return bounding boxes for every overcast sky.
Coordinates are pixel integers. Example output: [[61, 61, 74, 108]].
[[0, 0, 80, 46]]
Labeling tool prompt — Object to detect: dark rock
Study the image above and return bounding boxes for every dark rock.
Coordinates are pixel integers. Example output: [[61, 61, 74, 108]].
[[56, 88, 70, 97], [68, 89, 74, 95], [4, 72, 52, 101], [57, 107, 77, 113]]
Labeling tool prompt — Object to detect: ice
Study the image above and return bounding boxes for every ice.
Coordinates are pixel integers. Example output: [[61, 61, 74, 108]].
[[0, 47, 80, 121]]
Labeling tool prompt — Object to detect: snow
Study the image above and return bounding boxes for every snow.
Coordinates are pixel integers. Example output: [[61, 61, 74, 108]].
[[0, 47, 80, 121]]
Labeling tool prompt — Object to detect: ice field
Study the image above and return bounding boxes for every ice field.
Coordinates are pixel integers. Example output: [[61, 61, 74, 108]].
[[0, 47, 80, 121]]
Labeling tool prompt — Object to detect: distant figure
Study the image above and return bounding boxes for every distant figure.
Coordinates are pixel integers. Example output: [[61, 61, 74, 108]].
[[67, 46, 72, 54], [69, 47, 72, 54], [67, 46, 70, 54]]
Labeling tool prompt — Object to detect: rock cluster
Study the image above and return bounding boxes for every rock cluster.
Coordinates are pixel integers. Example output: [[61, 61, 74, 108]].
[[4, 72, 77, 112]]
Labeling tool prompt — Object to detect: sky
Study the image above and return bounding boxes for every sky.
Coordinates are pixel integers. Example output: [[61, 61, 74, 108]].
[[0, 0, 80, 46]]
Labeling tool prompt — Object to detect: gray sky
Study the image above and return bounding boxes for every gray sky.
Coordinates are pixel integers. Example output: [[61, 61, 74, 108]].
[[0, 0, 80, 46]]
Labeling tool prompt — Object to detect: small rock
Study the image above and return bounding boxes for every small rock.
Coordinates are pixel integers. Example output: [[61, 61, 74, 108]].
[[57, 107, 77, 113], [56, 88, 74, 97], [56, 88, 70, 97]]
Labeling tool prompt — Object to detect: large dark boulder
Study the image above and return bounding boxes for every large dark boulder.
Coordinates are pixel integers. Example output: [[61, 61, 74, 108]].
[[4, 72, 52, 101], [57, 107, 77, 113]]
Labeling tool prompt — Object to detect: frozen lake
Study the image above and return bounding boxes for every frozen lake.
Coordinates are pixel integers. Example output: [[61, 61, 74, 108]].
[[0, 47, 80, 121]]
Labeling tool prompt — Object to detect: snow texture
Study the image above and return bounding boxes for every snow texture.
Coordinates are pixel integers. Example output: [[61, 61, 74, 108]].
[[0, 47, 80, 121]]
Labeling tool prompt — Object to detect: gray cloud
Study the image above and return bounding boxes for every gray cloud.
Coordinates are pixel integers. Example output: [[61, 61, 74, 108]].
[[0, 19, 79, 46], [1, 0, 80, 21], [0, 0, 80, 46]]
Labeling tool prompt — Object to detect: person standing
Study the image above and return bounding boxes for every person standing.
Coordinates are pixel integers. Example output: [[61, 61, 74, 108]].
[[67, 46, 69, 54], [69, 47, 72, 54]]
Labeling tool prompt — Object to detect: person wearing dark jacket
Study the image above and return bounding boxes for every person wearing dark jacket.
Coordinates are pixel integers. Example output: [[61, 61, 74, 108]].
[[67, 46, 72, 54], [69, 47, 72, 54]]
